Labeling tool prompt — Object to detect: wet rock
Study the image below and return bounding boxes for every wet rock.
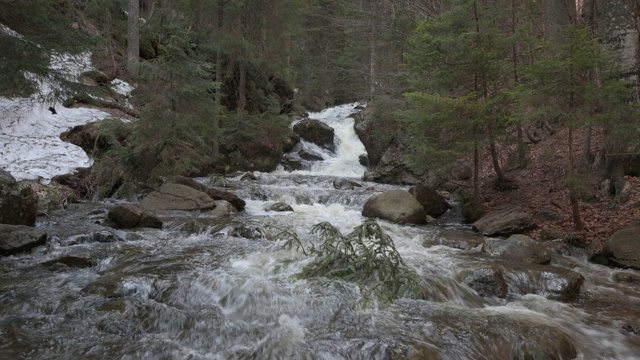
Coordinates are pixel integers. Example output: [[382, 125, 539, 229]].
[[0, 171, 38, 226], [457, 266, 508, 297], [81, 278, 121, 297], [293, 119, 336, 152], [472, 204, 536, 236], [409, 184, 450, 218], [281, 154, 304, 171], [264, 203, 294, 212], [362, 190, 426, 225], [232, 225, 264, 240], [543, 239, 572, 256], [62, 231, 125, 246], [612, 271, 640, 284], [298, 149, 323, 161], [42, 252, 95, 269], [501, 263, 584, 301], [138, 213, 163, 229], [483, 235, 551, 265], [359, 154, 369, 167], [206, 200, 238, 216], [173, 219, 208, 235], [509, 327, 578, 360], [140, 183, 216, 212], [459, 263, 583, 301], [108, 204, 142, 228], [240, 172, 257, 181], [0, 224, 47, 256], [603, 225, 640, 270], [98, 300, 128, 313], [333, 179, 362, 190], [282, 131, 300, 152], [174, 176, 246, 211], [425, 229, 485, 250]]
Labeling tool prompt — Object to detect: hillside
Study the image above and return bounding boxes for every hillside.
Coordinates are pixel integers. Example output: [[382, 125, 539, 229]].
[[473, 125, 640, 248]]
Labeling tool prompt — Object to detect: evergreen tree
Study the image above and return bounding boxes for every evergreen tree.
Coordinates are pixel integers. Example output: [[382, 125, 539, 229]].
[[403, 0, 529, 197]]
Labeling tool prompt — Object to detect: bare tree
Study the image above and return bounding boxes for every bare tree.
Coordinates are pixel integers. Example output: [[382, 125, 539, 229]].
[[127, 0, 139, 78]]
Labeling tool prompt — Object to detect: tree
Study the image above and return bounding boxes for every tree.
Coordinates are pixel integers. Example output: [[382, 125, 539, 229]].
[[127, 0, 140, 77], [403, 0, 528, 198]]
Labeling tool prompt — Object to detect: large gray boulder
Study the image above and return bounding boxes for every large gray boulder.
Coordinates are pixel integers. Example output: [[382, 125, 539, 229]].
[[174, 176, 246, 211], [603, 226, 640, 270], [483, 235, 551, 265], [362, 190, 427, 224], [293, 119, 336, 152], [409, 184, 450, 218], [108, 204, 163, 229], [0, 169, 38, 226], [472, 204, 535, 236], [140, 183, 216, 212], [0, 224, 47, 256]]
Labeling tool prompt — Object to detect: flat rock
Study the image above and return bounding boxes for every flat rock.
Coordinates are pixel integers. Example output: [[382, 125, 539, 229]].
[[483, 234, 551, 265], [140, 183, 216, 212], [425, 229, 485, 250], [0, 224, 47, 256], [175, 176, 246, 211], [472, 204, 535, 236]]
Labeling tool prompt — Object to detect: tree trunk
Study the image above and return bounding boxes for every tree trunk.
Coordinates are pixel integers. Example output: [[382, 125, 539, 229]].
[[544, 0, 576, 43], [594, 0, 638, 195], [127, 0, 139, 78], [237, 61, 247, 127]]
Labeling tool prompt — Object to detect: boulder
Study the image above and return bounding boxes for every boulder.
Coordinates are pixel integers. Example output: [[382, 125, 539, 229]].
[[206, 200, 238, 216], [108, 204, 162, 229], [409, 184, 450, 218], [333, 179, 362, 190], [358, 154, 369, 167], [298, 150, 323, 161], [60, 120, 129, 155], [457, 266, 508, 297], [363, 146, 425, 185], [174, 176, 246, 211], [42, 252, 95, 270], [0, 224, 47, 256], [362, 190, 427, 225], [0, 170, 38, 226], [293, 119, 336, 152], [140, 183, 216, 212], [281, 154, 305, 171], [603, 226, 640, 270], [263, 202, 294, 212], [425, 229, 485, 250], [472, 204, 535, 236], [483, 235, 551, 265], [500, 263, 584, 301], [459, 263, 584, 301], [282, 130, 300, 152]]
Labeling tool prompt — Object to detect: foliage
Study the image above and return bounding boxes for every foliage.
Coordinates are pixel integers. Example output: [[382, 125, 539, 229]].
[[278, 219, 424, 305]]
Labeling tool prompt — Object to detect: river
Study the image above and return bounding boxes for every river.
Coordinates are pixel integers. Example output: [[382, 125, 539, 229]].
[[1, 103, 639, 359]]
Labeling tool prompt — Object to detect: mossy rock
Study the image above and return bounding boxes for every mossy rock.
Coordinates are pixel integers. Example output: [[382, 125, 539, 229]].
[[458, 190, 485, 223]]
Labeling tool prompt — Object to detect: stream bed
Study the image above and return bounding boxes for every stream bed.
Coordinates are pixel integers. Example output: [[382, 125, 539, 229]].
[[1, 104, 639, 359]]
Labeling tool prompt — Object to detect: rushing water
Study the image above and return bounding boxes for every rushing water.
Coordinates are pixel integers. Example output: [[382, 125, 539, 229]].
[[1, 103, 640, 359]]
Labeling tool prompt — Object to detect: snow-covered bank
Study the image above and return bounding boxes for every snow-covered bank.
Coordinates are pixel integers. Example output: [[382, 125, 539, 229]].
[[0, 25, 132, 182]]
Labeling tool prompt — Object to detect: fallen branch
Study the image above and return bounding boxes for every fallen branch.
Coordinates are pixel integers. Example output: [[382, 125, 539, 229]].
[[64, 94, 139, 118]]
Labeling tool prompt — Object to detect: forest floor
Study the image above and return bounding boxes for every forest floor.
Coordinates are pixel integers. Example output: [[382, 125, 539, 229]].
[[470, 125, 640, 248]]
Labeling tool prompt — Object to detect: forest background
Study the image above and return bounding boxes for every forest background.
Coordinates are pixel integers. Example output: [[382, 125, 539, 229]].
[[1, 0, 639, 245]]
